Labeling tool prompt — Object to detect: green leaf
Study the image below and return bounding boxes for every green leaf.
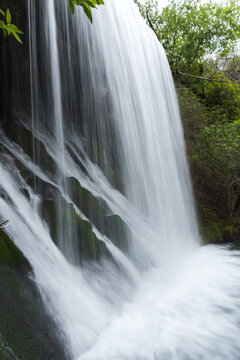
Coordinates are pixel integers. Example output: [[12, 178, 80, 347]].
[[5, 23, 23, 34], [84, 0, 97, 8], [69, 1, 75, 13], [69, 0, 104, 21], [6, 8, 11, 24], [83, 4, 93, 23], [12, 31, 22, 43], [0, 9, 5, 16]]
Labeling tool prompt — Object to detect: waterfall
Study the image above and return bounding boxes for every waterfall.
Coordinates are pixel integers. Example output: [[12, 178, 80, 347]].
[[0, 0, 240, 359]]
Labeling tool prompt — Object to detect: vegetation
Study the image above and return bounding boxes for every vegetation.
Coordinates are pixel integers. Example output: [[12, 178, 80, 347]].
[[135, 0, 240, 73], [0, 7, 23, 43], [0, 0, 104, 45], [194, 120, 240, 210], [136, 0, 240, 243], [68, 0, 104, 22]]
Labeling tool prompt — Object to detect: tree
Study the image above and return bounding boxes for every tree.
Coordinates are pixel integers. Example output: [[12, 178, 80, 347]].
[[203, 64, 240, 123], [68, 0, 104, 22], [135, 0, 240, 74], [135, 0, 240, 240], [193, 120, 240, 219], [0, 8, 23, 43]]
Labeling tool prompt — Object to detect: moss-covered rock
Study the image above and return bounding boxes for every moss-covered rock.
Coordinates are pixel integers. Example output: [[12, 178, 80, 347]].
[[0, 229, 30, 273], [0, 263, 69, 360], [103, 214, 128, 250], [0, 333, 18, 360], [42, 198, 103, 261], [198, 206, 239, 244], [69, 177, 128, 250], [2, 120, 56, 177], [69, 176, 107, 223]]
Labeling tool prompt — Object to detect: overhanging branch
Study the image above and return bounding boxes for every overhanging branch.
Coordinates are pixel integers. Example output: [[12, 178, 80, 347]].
[[143, 12, 240, 87], [146, 11, 159, 40], [176, 69, 240, 86]]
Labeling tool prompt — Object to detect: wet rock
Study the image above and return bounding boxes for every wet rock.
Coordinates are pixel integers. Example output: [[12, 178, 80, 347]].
[[0, 263, 69, 360]]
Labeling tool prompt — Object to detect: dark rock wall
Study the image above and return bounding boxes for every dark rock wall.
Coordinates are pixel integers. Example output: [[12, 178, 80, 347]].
[[0, 263, 69, 360], [0, 0, 30, 122], [0, 2, 69, 357]]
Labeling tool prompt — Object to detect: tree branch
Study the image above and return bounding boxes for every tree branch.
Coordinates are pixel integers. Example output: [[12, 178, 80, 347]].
[[177, 69, 240, 86], [146, 11, 159, 40], [0, 220, 11, 229]]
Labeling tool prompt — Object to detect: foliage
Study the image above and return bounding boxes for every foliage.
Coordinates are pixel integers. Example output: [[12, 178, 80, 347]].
[[204, 81, 240, 123], [174, 61, 240, 239], [194, 120, 240, 173], [193, 120, 240, 218], [203, 61, 240, 123], [135, 0, 240, 73], [1, 0, 104, 45], [177, 85, 207, 141], [0, 8, 23, 43], [198, 207, 236, 243], [69, 0, 104, 22], [176, 56, 240, 126], [215, 55, 240, 84]]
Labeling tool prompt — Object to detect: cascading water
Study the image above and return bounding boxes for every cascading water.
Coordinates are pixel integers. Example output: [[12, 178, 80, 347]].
[[0, 0, 240, 359]]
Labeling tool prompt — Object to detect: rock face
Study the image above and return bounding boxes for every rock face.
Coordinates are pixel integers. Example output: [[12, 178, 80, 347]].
[[0, 230, 30, 272], [0, 263, 69, 360], [0, 2, 66, 357], [0, 0, 30, 122], [0, 2, 130, 354], [0, 223, 68, 359]]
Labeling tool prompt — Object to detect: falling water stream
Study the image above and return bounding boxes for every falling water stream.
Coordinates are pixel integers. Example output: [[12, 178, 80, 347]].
[[0, 0, 240, 359]]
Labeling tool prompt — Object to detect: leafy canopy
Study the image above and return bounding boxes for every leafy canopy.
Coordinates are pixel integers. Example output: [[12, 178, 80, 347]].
[[203, 64, 240, 123], [194, 120, 240, 176], [69, 0, 104, 22], [0, 8, 23, 43], [135, 0, 240, 73]]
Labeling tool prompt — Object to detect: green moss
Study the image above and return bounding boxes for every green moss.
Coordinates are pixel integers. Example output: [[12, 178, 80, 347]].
[[198, 206, 237, 244], [63, 201, 101, 259], [42, 199, 58, 244], [0, 230, 29, 272], [69, 177, 107, 221], [69, 177, 128, 250], [104, 214, 128, 250], [0, 335, 18, 360], [42, 198, 102, 260], [77, 218, 100, 259], [3, 120, 55, 177], [42, 178, 128, 259], [0, 263, 67, 360], [199, 223, 221, 244]]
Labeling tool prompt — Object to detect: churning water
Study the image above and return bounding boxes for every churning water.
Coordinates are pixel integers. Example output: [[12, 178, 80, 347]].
[[0, 0, 240, 359]]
